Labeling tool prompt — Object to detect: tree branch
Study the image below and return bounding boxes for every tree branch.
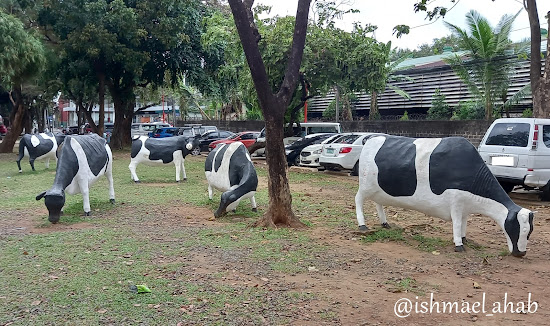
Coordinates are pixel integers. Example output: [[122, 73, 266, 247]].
[[277, 0, 312, 104]]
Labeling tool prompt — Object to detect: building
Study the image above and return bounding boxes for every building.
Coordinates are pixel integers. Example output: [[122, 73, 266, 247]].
[[307, 40, 547, 120]]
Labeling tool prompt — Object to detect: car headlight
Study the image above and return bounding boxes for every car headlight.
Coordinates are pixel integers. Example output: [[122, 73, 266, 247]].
[[313, 149, 322, 154]]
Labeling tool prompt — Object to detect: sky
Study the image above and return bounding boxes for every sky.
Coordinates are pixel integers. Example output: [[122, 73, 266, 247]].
[[256, 0, 550, 50]]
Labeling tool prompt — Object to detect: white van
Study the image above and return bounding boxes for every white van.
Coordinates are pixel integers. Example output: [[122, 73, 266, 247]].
[[478, 118, 550, 199], [131, 122, 171, 137]]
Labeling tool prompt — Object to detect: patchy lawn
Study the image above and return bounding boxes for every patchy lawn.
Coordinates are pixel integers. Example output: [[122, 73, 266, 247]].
[[1, 150, 549, 325]]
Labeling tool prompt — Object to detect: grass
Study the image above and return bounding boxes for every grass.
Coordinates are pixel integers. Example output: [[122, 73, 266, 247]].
[[361, 228, 406, 243], [412, 234, 453, 252], [0, 151, 335, 324]]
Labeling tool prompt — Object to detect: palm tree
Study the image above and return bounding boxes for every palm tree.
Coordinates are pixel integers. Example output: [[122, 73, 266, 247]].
[[444, 10, 522, 120]]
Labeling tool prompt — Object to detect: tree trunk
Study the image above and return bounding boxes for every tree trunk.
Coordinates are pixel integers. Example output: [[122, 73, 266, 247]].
[[97, 72, 106, 136], [110, 94, 133, 149], [253, 100, 305, 228], [229, 0, 311, 228], [369, 91, 379, 120], [524, 0, 546, 118], [0, 86, 26, 153]]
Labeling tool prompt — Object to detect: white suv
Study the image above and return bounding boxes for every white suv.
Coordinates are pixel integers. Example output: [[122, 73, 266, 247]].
[[478, 118, 550, 200]]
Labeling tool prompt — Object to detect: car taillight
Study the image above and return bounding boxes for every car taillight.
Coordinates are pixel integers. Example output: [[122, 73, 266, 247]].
[[154, 134, 160, 138], [532, 125, 538, 149], [339, 147, 352, 154]]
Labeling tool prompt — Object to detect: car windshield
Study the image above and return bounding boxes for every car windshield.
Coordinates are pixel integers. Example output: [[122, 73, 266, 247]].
[[228, 133, 241, 140], [180, 128, 194, 137]]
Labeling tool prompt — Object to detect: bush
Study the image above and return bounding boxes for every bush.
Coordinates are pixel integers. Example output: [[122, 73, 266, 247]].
[[427, 89, 452, 120], [400, 111, 409, 121], [522, 108, 533, 118], [454, 100, 484, 120]]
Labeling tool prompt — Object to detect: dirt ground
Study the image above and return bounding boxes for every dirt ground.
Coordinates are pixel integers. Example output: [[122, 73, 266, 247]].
[[2, 156, 550, 326]]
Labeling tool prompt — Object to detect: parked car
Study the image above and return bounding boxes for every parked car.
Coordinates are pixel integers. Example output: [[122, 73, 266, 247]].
[[253, 128, 267, 156], [299, 133, 343, 168], [283, 122, 342, 145], [208, 131, 260, 151], [478, 118, 550, 199], [0, 124, 7, 137], [197, 130, 235, 152], [319, 132, 376, 176], [64, 125, 80, 135], [285, 133, 336, 166], [104, 122, 114, 135], [149, 127, 181, 138], [131, 122, 171, 137], [183, 124, 218, 135]]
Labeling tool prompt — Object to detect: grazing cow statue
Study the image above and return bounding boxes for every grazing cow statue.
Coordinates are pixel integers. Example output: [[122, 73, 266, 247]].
[[36, 134, 115, 223], [129, 135, 200, 183], [355, 135, 534, 257], [205, 142, 258, 218], [17, 132, 66, 172]]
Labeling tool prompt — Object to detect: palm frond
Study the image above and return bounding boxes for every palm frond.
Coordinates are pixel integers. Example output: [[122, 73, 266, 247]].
[[387, 84, 411, 100], [503, 83, 531, 109]]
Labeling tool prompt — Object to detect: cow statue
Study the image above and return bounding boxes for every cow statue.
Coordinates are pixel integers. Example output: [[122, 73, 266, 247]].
[[129, 135, 200, 183], [17, 132, 66, 172], [205, 142, 258, 218], [36, 134, 115, 223], [355, 135, 534, 257]]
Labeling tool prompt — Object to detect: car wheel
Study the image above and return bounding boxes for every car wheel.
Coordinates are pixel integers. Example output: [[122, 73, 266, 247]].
[[540, 182, 550, 201], [350, 161, 359, 176], [498, 181, 515, 193], [293, 155, 300, 166], [191, 147, 201, 156]]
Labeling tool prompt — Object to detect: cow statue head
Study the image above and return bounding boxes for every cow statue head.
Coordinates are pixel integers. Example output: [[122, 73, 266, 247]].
[[214, 191, 240, 218], [36, 190, 65, 224], [186, 136, 200, 153], [504, 208, 534, 257]]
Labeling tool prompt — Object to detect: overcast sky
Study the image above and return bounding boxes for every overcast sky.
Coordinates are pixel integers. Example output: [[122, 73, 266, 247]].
[[256, 0, 550, 50]]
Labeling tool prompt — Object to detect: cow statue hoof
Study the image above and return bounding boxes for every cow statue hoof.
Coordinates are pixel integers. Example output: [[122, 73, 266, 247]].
[[85, 211, 91, 217], [232, 209, 236, 213], [252, 208, 257, 212], [134, 180, 141, 184], [110, 199, 116, 204], [455, 245, 465, 252], [183, 178, 187, 181], [381, 222, 391, 229], [462, 237, 468, 244], [358, 225, 368, 232]]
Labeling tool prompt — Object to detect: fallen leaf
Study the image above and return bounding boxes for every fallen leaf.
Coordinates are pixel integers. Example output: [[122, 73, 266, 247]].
[[473, 282, 481, 289], [31, 300, 41, 306], [431, 251, 440, 255], [97, 309, 107, 314]]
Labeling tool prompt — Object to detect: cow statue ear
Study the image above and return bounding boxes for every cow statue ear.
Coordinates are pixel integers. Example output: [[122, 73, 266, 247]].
[[36, 191, 46, 201]]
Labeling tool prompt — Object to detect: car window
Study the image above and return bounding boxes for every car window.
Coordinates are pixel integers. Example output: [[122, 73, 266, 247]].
[[485, 123, 530, 147], [207, 132, 218, 139], [335, 134, 360, 144], [131, 125, 139, 130], [220, 131, 232, 138], [240, 133, 256, 140], [542, 125, 550, 147]]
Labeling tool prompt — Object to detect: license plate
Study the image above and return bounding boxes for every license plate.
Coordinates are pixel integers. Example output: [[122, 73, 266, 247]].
[[491, 156, 514, 166], [326, 148, 334, 155]]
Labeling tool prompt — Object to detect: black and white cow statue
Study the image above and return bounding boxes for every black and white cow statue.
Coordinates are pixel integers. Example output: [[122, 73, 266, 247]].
[[205, 142, 258, 218], [355, 135, 534, 257], [17, 132, 66, 172], [129, 136, 200, 182], [36, 134, 115, 223]]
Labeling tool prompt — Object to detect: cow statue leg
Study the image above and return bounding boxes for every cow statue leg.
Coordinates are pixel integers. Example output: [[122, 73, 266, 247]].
[[78, 179, 92, 216], [208, 184, 214, 200], [181, 159, 187, 181], [376, 203, 391, 229], [128, 160, 140, 183], [105, 149, 115, 204], [29, 158, 36, 171], [451, 206, 465, 252], [250, 196, 257, 212], [461, 215, 468, 245], [355, 189, 369, 232]]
